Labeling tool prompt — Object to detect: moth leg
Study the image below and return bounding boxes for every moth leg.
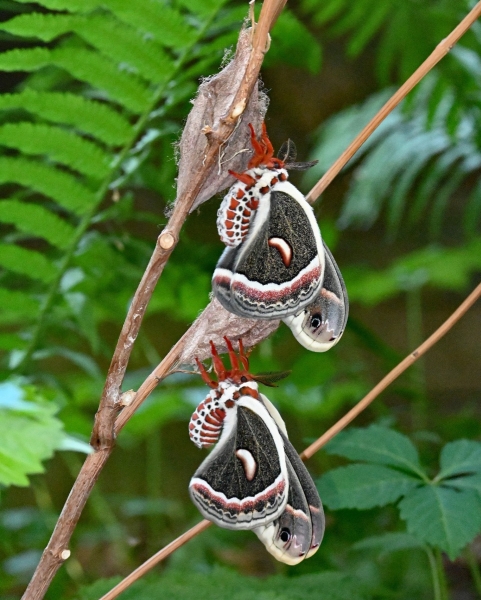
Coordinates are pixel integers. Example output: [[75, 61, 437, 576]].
[[195, 357, 216, 389]]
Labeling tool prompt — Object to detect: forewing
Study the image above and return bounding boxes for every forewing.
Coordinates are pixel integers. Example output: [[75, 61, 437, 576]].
[[189, 398, 288, 530], [284, 241, 348, 352], [229, 188, 324, 318]]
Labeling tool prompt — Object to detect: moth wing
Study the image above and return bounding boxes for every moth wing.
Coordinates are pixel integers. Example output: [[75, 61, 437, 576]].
[[281, 430, 325, 558], [211, 244, 239, 313], [227, 186, 325, 319], [254, 398, 325, 563], [254, 455, 312, 565], [189, 397, 288, 530], [283, 241, 348, 352]]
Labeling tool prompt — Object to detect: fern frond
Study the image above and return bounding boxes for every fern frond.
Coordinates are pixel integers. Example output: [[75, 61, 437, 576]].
[[0, 13, 175, 84], [0, 288, 40, 325], [310, 75, 481, 238], [0, 200, 75, 249], [0, 47, 152, 113], [0, 123, 111, 179], [0, 90, 132, 146], [177, 0, 229, 17], [12, 0, 97, 12], [0, 244, 57, 283], [99, 0, 196, 48], [0, 158, 96, 215]]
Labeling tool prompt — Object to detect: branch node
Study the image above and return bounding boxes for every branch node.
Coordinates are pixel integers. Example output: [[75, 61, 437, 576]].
[[60, 550, 71, 561], [158, 231, 177, 250], [230, 98, 247, 120]]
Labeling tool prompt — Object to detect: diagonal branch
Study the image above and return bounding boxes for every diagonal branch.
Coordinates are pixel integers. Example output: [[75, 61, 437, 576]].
[[305, 0, 481, 204], [21, 2, 287, 599], [99, 281, 481, 600]]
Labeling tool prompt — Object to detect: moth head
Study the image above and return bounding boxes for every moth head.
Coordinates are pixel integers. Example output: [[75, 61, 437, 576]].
[[195, 337, 255, 390]]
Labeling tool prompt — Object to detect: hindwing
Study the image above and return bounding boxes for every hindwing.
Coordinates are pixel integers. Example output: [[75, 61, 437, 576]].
[[283, 242, 348, 351], [253, 396, 325, 564]]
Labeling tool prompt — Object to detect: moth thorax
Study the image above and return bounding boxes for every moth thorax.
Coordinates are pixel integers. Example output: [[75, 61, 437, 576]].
[[216, 167, 289, 248]]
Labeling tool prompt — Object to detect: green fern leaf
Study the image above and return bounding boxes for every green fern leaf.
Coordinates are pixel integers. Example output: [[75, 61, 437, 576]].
[[0, 89, 132, 146], [0, 200, 75, 249], [176, 0, 228, 17], [12, 0, 98, 11], [100, 0, 195, 48], [1, 13, 175, 84], [0, 157, 96, 215], [0, 333, 27, 351], [0, 288, 40, 325], [0, 47, 152, 113], [0, 244, 57, 283], [347, 2, 390, 57], [0, 123, 111, 179], [17, 0, 197, 46]]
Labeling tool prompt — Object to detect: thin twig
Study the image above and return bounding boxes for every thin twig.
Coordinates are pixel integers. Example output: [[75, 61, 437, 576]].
[[305, 0, 481, 204], [100, 520, 212, 600], [99, 282, 481, 599], [300, 282, 481, 459], [21, 2, 284, 598]]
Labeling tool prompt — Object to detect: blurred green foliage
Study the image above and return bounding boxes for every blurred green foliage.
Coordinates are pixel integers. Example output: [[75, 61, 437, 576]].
[[0, 0, 480, 599]]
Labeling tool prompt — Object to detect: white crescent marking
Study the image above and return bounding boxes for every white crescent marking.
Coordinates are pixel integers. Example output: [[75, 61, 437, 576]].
[[268, 237, 292, 267], [235, 449, 257, 481]]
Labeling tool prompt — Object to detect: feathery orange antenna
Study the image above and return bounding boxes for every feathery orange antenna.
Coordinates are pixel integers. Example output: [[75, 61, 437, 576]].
[[209, 340, 227, 381], [224, 337, 240, 373], [195, 357, 216, 388], [238, 339, 250, 371], [246, 122, 285, 170]]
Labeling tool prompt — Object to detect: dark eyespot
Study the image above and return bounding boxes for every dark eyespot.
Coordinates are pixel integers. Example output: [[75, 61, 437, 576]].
[[310, 313, 323, 329], [240, 376, 248, 382], [280, 528, 291, 543]]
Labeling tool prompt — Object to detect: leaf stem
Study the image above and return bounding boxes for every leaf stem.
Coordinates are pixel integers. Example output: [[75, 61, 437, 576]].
[[427, 547, 443, 600], [466, 546, 481, 597], [435, 548, 450, 600]]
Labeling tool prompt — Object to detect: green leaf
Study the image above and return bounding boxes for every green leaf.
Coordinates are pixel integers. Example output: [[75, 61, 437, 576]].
[[443, 473, 481, 495], [0, 122, 111, 179], [0, 200, 75, 249], [0, 89, 132, 146], [265, 10, 322, 74], [101, 0, 195, 49], [176, 0, 228, 17], [0, 288, 40, 325], [399, 485, 481, 559], [353, 532, 426, 557], [79, 567, 368, 600], [0, 47, 152, 113], [0, 382, 64, 487], [0, 13, 176, 84], [324, 424, 425, 476], [438, 439, 481, 479], [0, 244, 57, 283], [317, 464, 420, 510], [0, 157, 96, 215]]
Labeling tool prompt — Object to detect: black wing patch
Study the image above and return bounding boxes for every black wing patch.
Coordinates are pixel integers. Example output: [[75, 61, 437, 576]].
[[213, 190, 324, 319], [189, 402, 287, 529]]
